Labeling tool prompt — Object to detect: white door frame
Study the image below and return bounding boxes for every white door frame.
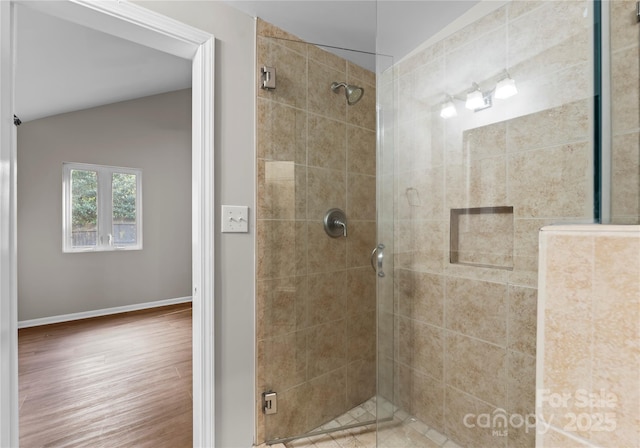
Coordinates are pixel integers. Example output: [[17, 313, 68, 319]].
[[0, 1, 215, 446]]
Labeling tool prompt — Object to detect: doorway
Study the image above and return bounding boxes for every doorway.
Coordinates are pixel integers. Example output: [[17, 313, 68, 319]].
[[0, 1, 214, 446]]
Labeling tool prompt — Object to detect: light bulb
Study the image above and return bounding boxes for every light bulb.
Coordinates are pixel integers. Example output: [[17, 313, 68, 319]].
[[465, 89, 485, 110], [494, 76, 518, 99], [440, 100, 457, 119]]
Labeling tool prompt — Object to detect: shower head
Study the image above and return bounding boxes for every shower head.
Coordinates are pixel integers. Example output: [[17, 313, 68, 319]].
[[331, 82, 364, 105]]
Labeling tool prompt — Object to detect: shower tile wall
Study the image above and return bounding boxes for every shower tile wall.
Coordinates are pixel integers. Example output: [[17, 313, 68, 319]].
[[537, 225, 640, 448], [387, 2, 594, 447], [255, 20, 377, 443], [610, 1, 640, 224]]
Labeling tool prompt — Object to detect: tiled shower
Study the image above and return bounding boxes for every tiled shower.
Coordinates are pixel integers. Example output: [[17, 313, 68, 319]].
[[255, 1, 640, 447]]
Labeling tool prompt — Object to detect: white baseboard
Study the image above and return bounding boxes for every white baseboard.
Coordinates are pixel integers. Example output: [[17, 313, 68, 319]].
[[18, 296, 193, 329]]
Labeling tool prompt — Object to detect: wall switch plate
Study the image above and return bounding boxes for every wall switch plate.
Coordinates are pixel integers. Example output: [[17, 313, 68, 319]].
[[221, 205, 249, 233]]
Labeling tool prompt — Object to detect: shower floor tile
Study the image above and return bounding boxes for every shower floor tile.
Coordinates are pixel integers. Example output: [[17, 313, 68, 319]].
[[282, 398, 462, 448]]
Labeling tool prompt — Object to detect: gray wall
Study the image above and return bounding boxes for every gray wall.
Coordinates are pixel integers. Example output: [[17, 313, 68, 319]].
[[17, 89, 192, 321], [133, 3, 257, 447]]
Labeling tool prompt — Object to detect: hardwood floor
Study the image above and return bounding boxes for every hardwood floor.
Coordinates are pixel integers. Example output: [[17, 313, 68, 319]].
[[18, 303, 192, 448]]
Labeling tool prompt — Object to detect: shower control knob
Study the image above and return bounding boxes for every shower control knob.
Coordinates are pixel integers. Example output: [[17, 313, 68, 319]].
[[323, 208, 347, 238]]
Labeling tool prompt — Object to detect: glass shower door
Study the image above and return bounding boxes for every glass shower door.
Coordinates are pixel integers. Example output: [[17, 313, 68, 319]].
[[256, 30, 380, 444]]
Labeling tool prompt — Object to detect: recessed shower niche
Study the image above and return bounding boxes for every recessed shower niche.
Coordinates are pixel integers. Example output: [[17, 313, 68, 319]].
[[450, 206, 514, 270]]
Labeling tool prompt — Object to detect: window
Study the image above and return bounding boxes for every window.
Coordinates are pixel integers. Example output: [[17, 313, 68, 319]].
[[63, 162, 142, 252]]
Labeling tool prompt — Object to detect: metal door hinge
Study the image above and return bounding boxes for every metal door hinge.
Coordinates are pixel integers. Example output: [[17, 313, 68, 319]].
[[263, 391, 277, 415], [261, 66, 276, 90]]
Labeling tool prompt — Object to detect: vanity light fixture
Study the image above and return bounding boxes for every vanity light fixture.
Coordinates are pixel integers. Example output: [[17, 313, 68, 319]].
[[439, 96, 457, 119], [441, 71, 519, 119]]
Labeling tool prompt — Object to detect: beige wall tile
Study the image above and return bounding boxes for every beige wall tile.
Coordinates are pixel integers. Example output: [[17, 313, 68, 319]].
[[396, 363, 414, 414], [295, 221, 308, 276], [397, 220, 447, 273], [398, 167, 445, 222], [346, 267, 376, 317], [258, 37, 307, 109], [446, 156, 507, 209], [306, 368, 348, 429], [538, 428, 590, 447], [307, 271, 346, 326], [397, 115, 445, 174], [444, 386, 507, 448], [508, 1, 591, 74], [264, 383, 310, 440], [259, 331, 307, 393], [308, 59, 347, 121], [307, 167, 346, 221], [257, 19, 302, 42], [590, 235, 640, 447], [412, 370, 445, 429], [257, 160, 305, 220], [347, 84, 376, 130], [463, 121, 507, 160], [510, 28, 590, 85], [413, 321, 445, 380], [396, 269, 445, 327], [347, 61, 376, 87], [307, 114, 346, 170], [346, 220, 376, 269], [454, 209, 514, 269], [257, 276, 306, 340], [347, 125, 376, 176], [347, 309, 376, 362], [307, 221, 346, 274], [307, 319, 346, 379], [612, 46, 640, 133], [611, 133, 640, 221], [257, 99, 307, 164], [398, 316, 414, 368], [508, 143, 591, 219], [411, 58, 446, 108], [444, 262, 510, 284], [257, 220, 299, 279], [446, 277, 508, 346], [544, 233, 594, 314], [347, 173, 376, 221], [398, 42, 444, 77], [541, 314, 592, 430], [508, 286, 537, 357], [445, 333, 508, 407], [444, 5, 506, 52], [610, 0, 640, 51], [397, 72, 431, 123], [506, 100, 590, 153], [347, 358, 376, 409], [507, 350, 536, 418], [507, 421, 536, 448], [445, 27, 507, 94], [308, 44, 347, 73], [507, 1, 544, 21]]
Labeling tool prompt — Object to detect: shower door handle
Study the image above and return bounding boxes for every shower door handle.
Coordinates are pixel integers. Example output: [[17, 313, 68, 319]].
[[370, 244, 385, 277]]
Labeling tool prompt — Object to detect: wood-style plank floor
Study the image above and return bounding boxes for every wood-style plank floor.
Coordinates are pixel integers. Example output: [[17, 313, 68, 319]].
[[18, 303, 192, 448]]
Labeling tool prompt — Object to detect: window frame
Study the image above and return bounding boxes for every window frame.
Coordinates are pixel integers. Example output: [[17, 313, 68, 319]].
[[62, 162, 143, 253]]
